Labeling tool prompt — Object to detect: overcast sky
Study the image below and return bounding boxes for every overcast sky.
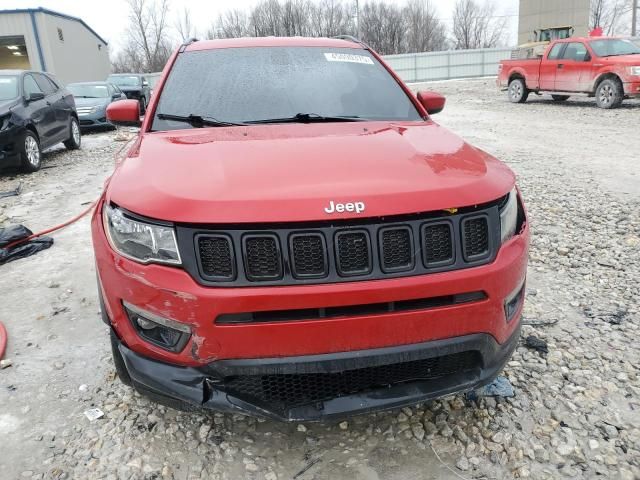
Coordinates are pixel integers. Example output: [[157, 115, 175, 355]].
[[4, 0, 519, 53]]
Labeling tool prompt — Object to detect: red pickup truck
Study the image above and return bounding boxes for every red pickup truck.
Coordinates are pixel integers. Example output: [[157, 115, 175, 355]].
[[498, 37, 640, 108]]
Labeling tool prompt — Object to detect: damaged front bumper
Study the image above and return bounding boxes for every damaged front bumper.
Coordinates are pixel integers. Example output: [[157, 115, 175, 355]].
[[112, 324, 521, 422]]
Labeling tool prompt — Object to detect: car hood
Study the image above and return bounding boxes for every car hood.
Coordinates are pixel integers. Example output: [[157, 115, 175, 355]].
[[600, 54, 640, 64], [118, 86, 142, 92], [0, 98, 19, 116], [74, 97, 109, 108], [107, 121, 515, 223]]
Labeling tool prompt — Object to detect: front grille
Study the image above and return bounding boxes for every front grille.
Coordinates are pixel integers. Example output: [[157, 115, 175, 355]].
[[290, 234, 327, 278], [462, 216, 490, 260], [380, 227, 413, 272], [243, 235, 282, 281], [217, 291, 486, 324], [179, 204, 500, 287], [423, 222, 454, 266], [336, 231, 371, 275], [223, 350, 480, 411], [76, 107, 94, 115], [197, 235, 235, 280]]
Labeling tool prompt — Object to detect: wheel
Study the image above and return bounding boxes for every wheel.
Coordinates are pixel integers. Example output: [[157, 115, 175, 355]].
[[551, 95, 570, 102], [508, 78, 529, 103], [20, 130, 42, 172], [110, 330, 133, 387], [63, 117, 81, 150], [595, 78, 623, 109]]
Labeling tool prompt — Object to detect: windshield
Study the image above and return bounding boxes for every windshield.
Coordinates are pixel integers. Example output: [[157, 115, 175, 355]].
[[0, 75, 19, 101], [153, 47, 421, 130], [590, 39, 640, 57], [108, 75, 141, 87], [68, 84, 109, 98]]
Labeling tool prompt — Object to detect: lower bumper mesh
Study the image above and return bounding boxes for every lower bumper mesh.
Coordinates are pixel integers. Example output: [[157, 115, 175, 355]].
[[222, 350, 481, 411]]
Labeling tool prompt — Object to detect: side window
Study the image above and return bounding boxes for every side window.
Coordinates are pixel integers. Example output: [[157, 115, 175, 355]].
[[562, 42, 589, 61], [23, 74, 43, 98], [34, 74, 57, 95], [547, 43, 564, 60]]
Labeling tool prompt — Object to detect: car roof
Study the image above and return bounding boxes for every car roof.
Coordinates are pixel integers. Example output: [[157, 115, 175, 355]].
[[68, 81, 109, 85], [185, 37, 364, 52], [553, 36, 629, 43]]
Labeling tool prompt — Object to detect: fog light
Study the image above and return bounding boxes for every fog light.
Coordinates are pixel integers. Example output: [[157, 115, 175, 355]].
[[504, 279, 525, 323], [123, 301, 191, 352]]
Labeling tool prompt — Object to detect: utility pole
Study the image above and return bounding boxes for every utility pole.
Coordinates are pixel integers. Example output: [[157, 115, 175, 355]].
[[355, 0, 360, 38], [633, 0, 638, 36]]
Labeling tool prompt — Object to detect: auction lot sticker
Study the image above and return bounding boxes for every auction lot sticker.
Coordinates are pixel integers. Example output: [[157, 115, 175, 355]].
[[324, 53, 374, 65]]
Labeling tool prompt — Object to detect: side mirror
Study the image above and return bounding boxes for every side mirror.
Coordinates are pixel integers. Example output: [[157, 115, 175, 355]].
[[112, 93, 122, 100], [142, 81, 149, 87], [416, 91, 446, 115], [107, 99, 141, 126], [27, 92, 45, 102]]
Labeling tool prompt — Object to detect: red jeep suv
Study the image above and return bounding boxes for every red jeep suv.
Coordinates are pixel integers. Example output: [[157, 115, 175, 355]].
[[95, 37, 529, 421]]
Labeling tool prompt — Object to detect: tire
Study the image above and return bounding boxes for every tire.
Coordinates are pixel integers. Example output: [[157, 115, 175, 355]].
[[110, 330, 133, 387], [63, 117, 81, 150], [551, 95, 570, 102], [508, 78, 529, 103], [20, 130, 42, 172], [595, 78, 623, 109]]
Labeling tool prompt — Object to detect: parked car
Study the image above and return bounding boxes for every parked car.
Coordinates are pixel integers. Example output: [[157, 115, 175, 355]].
[[97, 37, 529, 421], [0, 69, 81, 172], [67, 81, 126, 130], [498, 37, 640, 108], [106, 74, 151, 113], [146, 72, 162, 97]]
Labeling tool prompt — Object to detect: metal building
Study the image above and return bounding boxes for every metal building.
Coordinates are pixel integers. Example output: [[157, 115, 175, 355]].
[[0, 7, 110, 84], [518, 0, 591, 45]]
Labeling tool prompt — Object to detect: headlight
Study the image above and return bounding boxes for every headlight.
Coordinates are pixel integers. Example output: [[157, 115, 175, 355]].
[[499, 188, 518, 244], [103, 204, 181, 264], [629, 66, 640, 76], [0, 115, 11, 131]]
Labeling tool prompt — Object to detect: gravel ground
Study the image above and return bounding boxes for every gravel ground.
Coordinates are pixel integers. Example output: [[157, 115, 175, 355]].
[[0, 80, 639, 480]]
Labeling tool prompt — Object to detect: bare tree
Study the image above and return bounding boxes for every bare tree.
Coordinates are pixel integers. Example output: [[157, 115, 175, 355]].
[[359, 2, 405, 55], [404, 0, 446, 53], [115, 0, 173, 72], [250, 0, 285, 36], [281, 0, 313, 36], [202, 0, 452, 55], [452, 0, 506, 50], [207, 9, 251, 39], [591, 0, 631, 35], [175, 6, 196, 42], [309, 0, 355, 37]]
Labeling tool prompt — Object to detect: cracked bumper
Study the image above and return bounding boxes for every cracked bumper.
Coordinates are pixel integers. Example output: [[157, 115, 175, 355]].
[[112, 324, 521, 422]]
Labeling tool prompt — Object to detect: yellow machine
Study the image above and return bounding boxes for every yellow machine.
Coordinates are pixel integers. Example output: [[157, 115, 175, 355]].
[[511, 26, 575, 59]]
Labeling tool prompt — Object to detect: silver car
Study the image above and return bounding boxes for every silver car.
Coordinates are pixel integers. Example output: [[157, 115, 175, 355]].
[[67, 82, 126, 129]]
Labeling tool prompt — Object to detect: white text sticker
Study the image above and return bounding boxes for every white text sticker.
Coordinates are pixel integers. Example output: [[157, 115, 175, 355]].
[[324, 53, 374, 65]]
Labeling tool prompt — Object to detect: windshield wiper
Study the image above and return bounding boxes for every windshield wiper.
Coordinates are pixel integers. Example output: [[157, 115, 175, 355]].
[[245, 113, 365, 124], [604, 52, 640, 57], [157, 113, 246, 128]]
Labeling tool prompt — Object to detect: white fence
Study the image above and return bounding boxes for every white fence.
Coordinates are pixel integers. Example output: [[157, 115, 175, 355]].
[[383, 47, 513, 83]]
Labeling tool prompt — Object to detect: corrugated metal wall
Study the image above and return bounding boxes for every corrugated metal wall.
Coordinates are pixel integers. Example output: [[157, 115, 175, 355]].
[[383, 47, 513, 83]]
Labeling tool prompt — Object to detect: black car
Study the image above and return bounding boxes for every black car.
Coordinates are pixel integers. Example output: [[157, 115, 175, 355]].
[[106, 74, 151, 113], [0, 70, 81, 172]]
